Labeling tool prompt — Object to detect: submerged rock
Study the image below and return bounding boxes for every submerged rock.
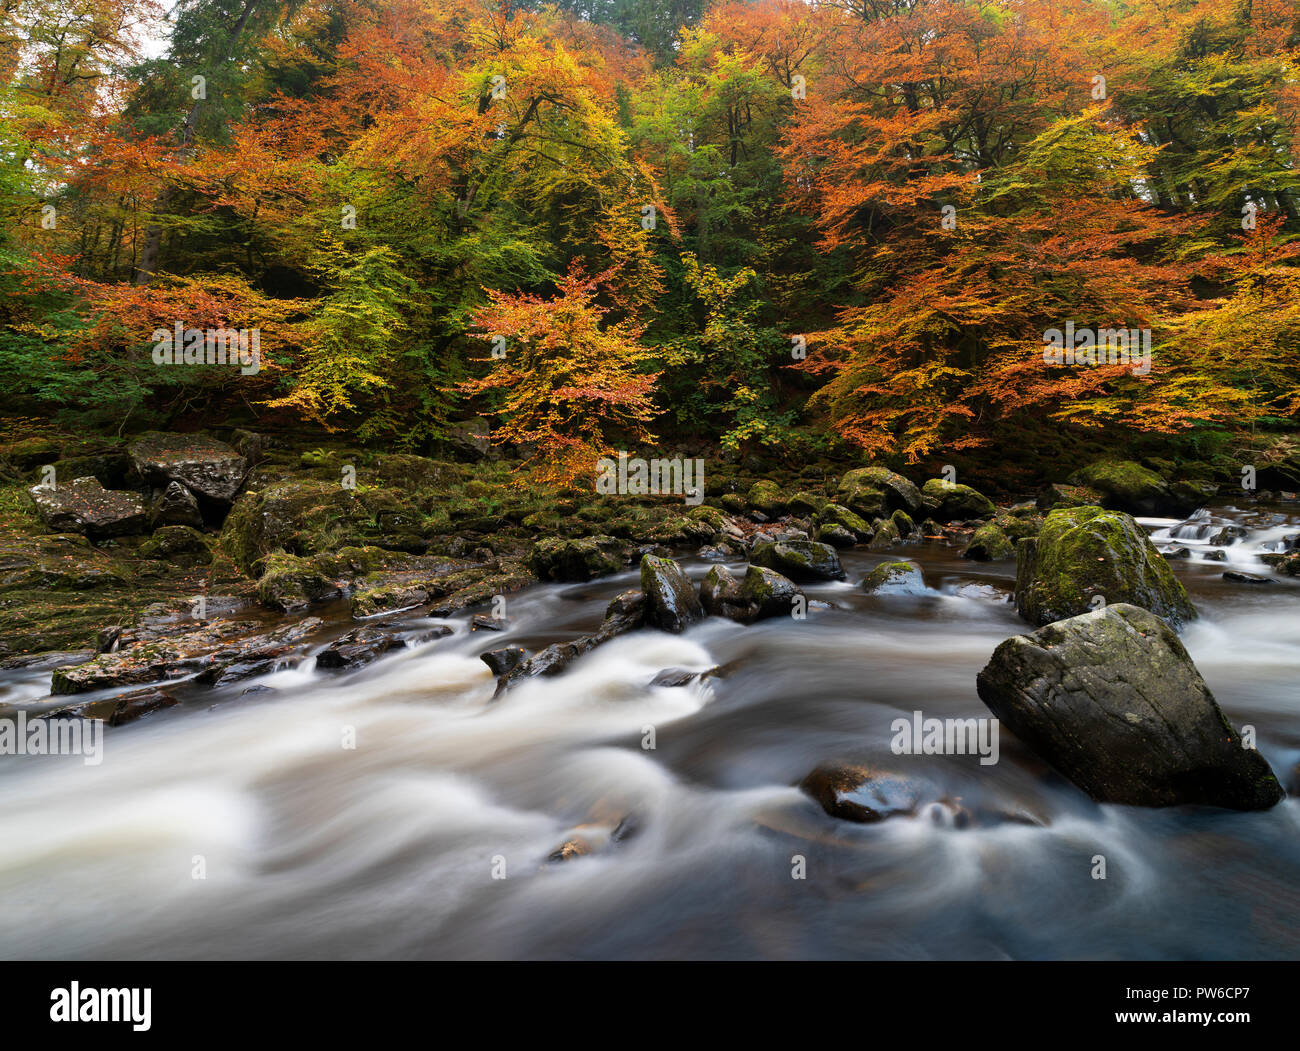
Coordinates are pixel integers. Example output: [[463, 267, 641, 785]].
[[1014, 505, 1195, 628], [750, 539, 845, 582], [45, 686, 179, 727], [976, 604, 1283, 809], [315, 624, 451, 671], [799, 764, 930, 823]]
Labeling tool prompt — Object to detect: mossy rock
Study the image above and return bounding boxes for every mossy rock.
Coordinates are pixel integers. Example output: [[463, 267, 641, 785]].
[[861, 560, 926, 595], [1014, 505, 1196, 628], [867, 517, 900, 551], [1037, 482, 1103, 511], [815, 502, 872, 540], [747, 480, 786, 517], [255, 552, 339, 612], [528, 535, 624, 581], [1067, 460, 1204, 517], [787, 491, 826, 516], [962, 523, 1013, 561], [890, 509, 916, 537], [920, 478, 996, 522], [139, 525, 212, 565], [814, 522, 856, 548], [835, 467, 922, 519], [720, 493, 748, 515], [640, 553, 702, 632], [687, 504, 727, 532], [750, 539, 845, 582]]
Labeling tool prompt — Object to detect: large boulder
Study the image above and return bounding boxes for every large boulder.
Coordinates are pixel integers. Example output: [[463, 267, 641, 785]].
[[750, 539, 845, 582], [640, 554, 703, 633], [1067, 461, 1210, 518], [976, 604, 1284, 809], [1014, 505, 1196, 628], [127, 432, 248, 507], [835, 467, 922, 519], [920, 478, 996, 522], [747, 480, 786, 518], [700, 564, 803, 623], [150, 480, 203, 528], [528, 536, 624, 581], [27, 477, 147, 539]]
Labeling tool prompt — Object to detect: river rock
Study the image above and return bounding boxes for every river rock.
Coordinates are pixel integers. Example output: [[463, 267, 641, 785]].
[[747, 480, 786, 517], [976, 603, 1284, 809], [528, 535, 624, 581], [920, 478, 996, 522], [315, 624, 451, 671], [45, 686, 179, 727], [861, 559, 927, 595], [962, 522, 1013, 561], [1067, 460, 1206, 518], [28, 477, 148, 539], [1014, 505, 1196, 628], [640, 554, 702, 632], [127, 432, 248, 507], [750, 539, 845, 582], [835, 467, 923, 519], [151, 480, 203, 528], [799, 764, 931, 823], [815, 502, 873, 541]]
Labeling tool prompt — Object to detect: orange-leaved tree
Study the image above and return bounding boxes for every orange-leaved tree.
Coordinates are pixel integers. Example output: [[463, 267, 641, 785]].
[[461, 263, 661, 487]]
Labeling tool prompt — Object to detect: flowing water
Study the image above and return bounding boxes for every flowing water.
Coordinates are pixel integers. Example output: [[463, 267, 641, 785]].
[[1, 506, 1298, 960]]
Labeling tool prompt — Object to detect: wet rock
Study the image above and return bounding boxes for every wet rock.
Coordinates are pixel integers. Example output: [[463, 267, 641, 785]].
[[640, 554, 702, 633], [151, 481, 203, 528], [127, 432, 248, 507], [97, 626, 122, 654], [814, 522, 856, 548], [861, 559, 926, 595], [257, 553, 341, 612], [528, 535, 624, 581], [139, 525, 212, 565], [976, 603, 1283, 809], [750, 539, 845, 582], [594, 590, 646, 642], [28, 477, 147, 539], [1203, 549, 1226, 562], [315, 624, 450, 671], [814, 502, 873, 542], [1222, 571, 1272, 585], [50, 642, 199, 695], [350, 583, 429, 618], [471, 613, 505, 631], [747, 480, 786, 517], [46, 686, 179, 727], [547, 837, 596, 863], [1067, 460, 1201, 518], [835, 467, 923, 519], [1014, 505, 1196, 628], [799, 764, 929, 823], [0, 649, 95, 670], [700, 564, 747, 620], [649, 667, 701, 688], [1162, 545, 1191, 559], [890, 509, 917, 537], [867, 517, 900, 550], [1209, 525, 1246, 547], [481, 646, 527, 678], [962, 522, 1013, 561], [920, 478, 996, 522]]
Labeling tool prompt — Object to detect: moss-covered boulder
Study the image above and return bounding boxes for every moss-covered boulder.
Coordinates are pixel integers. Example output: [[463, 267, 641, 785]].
[[787, 491, 826, 516], [890, 509, 916, 537], [814, 502, 873, 541], [750, 539, 845, 582], [1014, 505, 1196, 628], [867, 517, 900, 551], [1067, 460, 1205, 517], [220, 480, 371, 573], [528, 535, 624, 581], [835, 467, 922, 519], [700, 564, 804, 623], [977, 604, 1283, 809], [747, 479, 786, 517], [962, 522, 1014, 561], [920, 478, 996, 522], [139, 525, 212, 565], [814, 522, 856, 548], [256, 552, 339, 612], [640, 554, 702, 633], [1036, 483, 1102, 511], [860, 559, 926, 595]]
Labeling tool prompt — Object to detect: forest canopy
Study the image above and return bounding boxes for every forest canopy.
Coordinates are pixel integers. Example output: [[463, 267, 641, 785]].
[[2, 0, 1298, 482]]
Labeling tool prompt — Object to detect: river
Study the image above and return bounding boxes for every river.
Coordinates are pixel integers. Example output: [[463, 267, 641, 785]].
[[1, 504, 1298, 959]]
